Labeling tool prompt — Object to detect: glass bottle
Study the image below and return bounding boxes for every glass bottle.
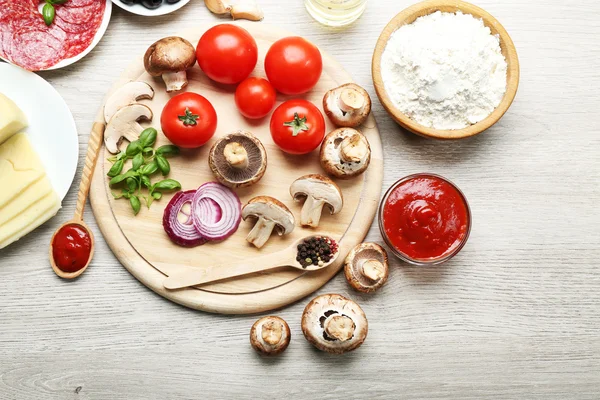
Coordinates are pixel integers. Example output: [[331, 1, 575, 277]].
[[305, 0, 367, 27]]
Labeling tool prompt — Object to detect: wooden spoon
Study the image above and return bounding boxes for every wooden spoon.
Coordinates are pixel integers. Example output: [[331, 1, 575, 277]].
[[49, 119, 105, 279], [163, 235, 340, 290]]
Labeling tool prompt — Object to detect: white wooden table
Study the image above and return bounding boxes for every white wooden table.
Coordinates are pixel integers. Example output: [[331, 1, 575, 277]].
[[1, 1, 599, 398]]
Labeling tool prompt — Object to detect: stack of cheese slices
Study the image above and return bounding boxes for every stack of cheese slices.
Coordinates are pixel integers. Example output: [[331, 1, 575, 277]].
[[0, 93, 61, 249]]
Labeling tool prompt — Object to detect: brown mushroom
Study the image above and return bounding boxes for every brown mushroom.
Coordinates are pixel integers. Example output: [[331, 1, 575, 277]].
[[289, 174, 343, 228], [320, 128, 371, 179], [242, 196, 295, 248], [344, 243, 389, 293], [323, 83, 372, 127], [209, 130, 267, 188], [144, 37, 196, 92], [250, 316, 291, 356], [301, 294, 368, 354]]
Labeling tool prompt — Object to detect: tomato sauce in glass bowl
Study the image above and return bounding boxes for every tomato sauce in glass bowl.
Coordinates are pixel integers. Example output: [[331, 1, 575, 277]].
[[379, 174, 471, 265]]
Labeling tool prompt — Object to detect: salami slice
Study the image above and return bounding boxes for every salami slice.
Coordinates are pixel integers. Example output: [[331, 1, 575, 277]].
[[66, 0, 97, 7], [55, 2, 99, 26], [8, 26, 66, 71]]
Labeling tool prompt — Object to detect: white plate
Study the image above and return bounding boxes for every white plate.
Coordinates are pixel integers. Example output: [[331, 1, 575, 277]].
[[0, 63, 79, 200], [0, 0, 112, 71], [111, 0, 190, 16]]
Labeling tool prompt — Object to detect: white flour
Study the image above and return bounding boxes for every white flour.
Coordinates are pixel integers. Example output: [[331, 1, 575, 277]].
[[381, 11, 507, 130]]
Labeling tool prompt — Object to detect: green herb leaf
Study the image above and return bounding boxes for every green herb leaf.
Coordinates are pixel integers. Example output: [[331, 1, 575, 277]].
[[111, 191, 124, 199], [107, 159, 124, 177], [140, 160, 158, 176], [125, 140, 142, 157], [109, 170, 137, 186], [156, 145, 180, 158], [130, 195, 141, 215], [141, 175, 151, 189], [143, 147, 154, 157], [156, 155, 170, 176], [107, 156, 118, 163], [152, 192, 162, 200], [139, 128, 158, 148], [117, 151, 127, 161], [47, 0, 69, 4], [132, 153, 144, 171], [126, 177, 137, 192], [152, 179, 181, 192], [42, 3, 55, 26], [178, 108, 200, 126], [283, 112, 309, 137]]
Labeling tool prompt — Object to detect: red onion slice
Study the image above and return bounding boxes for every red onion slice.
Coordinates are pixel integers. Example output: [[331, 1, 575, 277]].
[[192, 182, 241, 241], [163, 190, 207, 247]]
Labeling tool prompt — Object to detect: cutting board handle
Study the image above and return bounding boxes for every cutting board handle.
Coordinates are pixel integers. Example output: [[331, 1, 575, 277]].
[[75, 122, 105, 221]]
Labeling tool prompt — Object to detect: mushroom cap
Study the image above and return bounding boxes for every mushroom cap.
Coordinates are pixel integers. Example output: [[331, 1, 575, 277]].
[[344, 243, 389, 293], [250, 316, 291, 356], [242, 196, 295, 235], [104, 81, 155, 124], [289, 174, 343, 214], [209, 130, 267, 188], [320, 128, 371, 179], [301, 294, 368, 354], [144, 37, 196, 77], [104, 103, 154, 154], [323, 83, 372, 128]]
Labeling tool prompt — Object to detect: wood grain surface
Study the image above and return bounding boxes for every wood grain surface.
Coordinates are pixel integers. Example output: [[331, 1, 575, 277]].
[[1, 0, 599, 398]]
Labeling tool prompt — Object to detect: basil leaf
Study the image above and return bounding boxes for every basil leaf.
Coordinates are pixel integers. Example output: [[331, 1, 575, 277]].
[[141, 175, 151, 189], [109, 170, 136, 186], [140, 160, 158, 176], [111, 191, 124, 199], [139, 128, 157, 148], [130, 195, 141, 215], [126, 177, 137, 192], [125, 140, 142, 157], [132, 153, 144, 171], [48, 0, 68, 4], [117, 151, 127, 161], [152, 192, 162, 200], [107, 159, 124, 177], [152, 179, 181, 192], [156, 155, 170, 176], [156, 145, 180, 158], [143, 147, 154, 157], [42, 3, 55, 26]]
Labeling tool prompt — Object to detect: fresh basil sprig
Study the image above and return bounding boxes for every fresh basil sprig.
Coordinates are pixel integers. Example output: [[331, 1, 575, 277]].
[[108, 128, 181, 215], [42, 0, 68, 26]]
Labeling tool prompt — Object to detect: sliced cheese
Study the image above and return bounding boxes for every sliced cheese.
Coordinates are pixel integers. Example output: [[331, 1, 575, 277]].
[[0, 93, 28, 145], [0, 159, 45, 209], [0, 190, 61, 249], [0, 133, 44, 171], [0, 176, 53, 226]]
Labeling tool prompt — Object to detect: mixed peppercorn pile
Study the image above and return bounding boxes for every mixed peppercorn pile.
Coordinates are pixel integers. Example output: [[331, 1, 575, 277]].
[[296, 236, 338, 268]]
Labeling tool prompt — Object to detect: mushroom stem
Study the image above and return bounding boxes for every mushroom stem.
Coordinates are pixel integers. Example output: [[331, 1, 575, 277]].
[[339, 133, 368, 163], [300, 196, 326, 228], [361, 259, 385, 282], [246, 217, 276, 248], [324, 315, 355, 342], [338, 88, 365, 113], [162, 71, 189, 92], [261, 320, 283, 345], [224, 142, 249, 169]]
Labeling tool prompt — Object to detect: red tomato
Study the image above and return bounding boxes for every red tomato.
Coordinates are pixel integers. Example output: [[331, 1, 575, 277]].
[[235, 77, 277, 119], [196, 24, 258, 85], [269, 100, 325, 154], [161, 93, 217, 148], [264, 37, 323, 95]]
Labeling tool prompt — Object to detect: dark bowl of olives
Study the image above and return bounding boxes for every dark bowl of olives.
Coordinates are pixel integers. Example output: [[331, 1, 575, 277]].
[[113, 0, 189, 16]]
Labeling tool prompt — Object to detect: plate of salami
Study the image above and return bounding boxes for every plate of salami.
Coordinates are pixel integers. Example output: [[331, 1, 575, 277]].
[[0, 0, 112, 71]]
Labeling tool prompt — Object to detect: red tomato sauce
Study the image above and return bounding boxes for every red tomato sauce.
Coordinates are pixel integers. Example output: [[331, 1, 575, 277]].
[[52, 224, 92, 273], [382, 175, 470, 261]]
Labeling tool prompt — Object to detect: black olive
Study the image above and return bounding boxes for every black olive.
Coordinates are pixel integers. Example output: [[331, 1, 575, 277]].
[[141, 0, 162, 9]]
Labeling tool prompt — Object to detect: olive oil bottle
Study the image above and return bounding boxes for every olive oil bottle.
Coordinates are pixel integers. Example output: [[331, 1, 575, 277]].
[[305, 0, 367, 27]]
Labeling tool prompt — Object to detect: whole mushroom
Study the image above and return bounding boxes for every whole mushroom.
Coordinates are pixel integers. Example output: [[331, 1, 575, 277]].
[[290, 174, 343, 228], [250, 316, 291, 356], [323, 83, 372, 127], [144, 37, 197, 92], [209, 130, 267, 188], [320, 128, 371, 179], [344, 243, 389, 293], [242, 196, 295, 248], [104, 103, 153, 154], [301, 294, 368, 354]]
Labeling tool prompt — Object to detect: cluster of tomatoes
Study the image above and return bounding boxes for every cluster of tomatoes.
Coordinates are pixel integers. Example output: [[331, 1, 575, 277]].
[[160, 24, 326, 155]]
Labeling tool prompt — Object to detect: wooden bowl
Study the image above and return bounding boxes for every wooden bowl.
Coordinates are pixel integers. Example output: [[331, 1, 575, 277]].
[[372, 0, 520, 140]]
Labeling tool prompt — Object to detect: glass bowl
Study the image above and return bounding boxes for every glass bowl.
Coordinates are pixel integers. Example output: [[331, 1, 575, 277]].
[[378, 173, 472, 266]]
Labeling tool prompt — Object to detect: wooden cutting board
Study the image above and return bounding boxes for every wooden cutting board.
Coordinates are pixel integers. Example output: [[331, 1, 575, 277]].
[[89, 21, 383, 314]]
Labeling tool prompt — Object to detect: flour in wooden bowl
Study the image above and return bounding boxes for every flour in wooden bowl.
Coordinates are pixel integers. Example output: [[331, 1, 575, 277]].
[[381, 11, 507, 130]]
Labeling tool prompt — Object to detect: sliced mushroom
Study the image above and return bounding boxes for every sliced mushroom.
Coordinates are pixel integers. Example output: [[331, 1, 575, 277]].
[[205, 0, 264, 21], [320, 128, 371, 179], [323, 83, 372, 127], [209, 130, 267, 188], [104, 81, 155, 123], [301, 294, 368, 354], [290, 174, 343, 228], [344, 243, 389, 293], [242, 196, 295, 248], [144, 37, 196, 92], [250, 316, 291, 356], [104, 104, 153, 154]]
